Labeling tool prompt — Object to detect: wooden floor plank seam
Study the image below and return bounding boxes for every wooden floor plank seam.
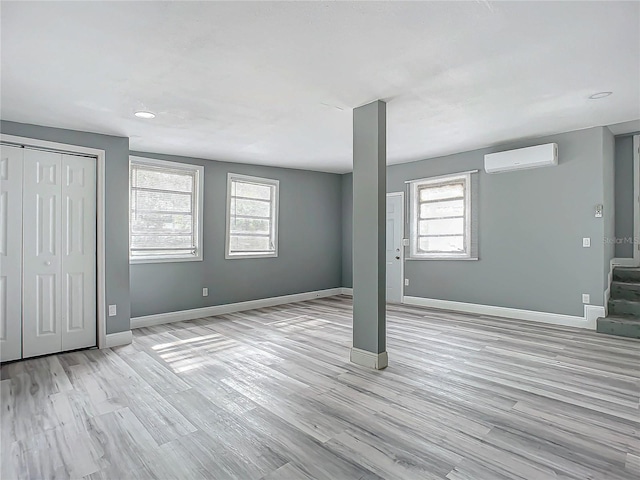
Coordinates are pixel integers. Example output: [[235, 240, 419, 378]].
[[1, 295, 638, 479]]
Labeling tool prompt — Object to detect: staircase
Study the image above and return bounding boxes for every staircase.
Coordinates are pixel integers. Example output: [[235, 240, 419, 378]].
[[597, 267, 640, 339]]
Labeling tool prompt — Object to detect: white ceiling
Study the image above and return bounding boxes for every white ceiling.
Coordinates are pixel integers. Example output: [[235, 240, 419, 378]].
[[2, 1, 639, 173]]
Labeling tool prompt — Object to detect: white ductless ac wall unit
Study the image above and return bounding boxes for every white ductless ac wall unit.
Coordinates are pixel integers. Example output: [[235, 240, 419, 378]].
[[484, 143, 558, 174]]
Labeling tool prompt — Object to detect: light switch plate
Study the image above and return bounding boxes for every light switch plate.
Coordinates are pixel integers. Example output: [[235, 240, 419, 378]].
[[202, 288, 208, 297], [582, 237, 591, 248], [404, 279, 409, 286], [595, 205, 603, 218], [582, 294, 590, 304], [108, 305, 117, 317], [402, 239, 409, 247]]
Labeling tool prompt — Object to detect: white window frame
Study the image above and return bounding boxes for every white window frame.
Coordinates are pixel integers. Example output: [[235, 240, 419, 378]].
[[409, 171, 474, 260], [129, 156, 204, 264], [226, 173, 279, 259]]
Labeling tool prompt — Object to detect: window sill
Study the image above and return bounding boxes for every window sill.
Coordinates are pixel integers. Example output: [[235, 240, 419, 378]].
[[406, 256, 478, 261], [225, 253, 278, 260], [130, 256, 203, 265]]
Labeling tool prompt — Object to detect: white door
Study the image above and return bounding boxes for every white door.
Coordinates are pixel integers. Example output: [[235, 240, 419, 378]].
[[22, 149, 64, 358], [22, 149, 96, 358], [386, 193, 404, 303], [0, 145, 24, 362], [61, 153, 96, 351]]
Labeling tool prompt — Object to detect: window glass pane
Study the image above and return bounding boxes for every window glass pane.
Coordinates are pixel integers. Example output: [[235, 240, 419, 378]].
[[227, 176, 278, 257], [131, 213, 193, 235], [130, 160, 201, 260], [230, 218, 270, 235], [419, 218, 464, 236], [230, 235, 271, 252], [419, 183, 464, 202], [230, 198, 271, 218], [234, 181, 272, 200], [131, 167, 193, 192], [418, 236, 464, 253], [420, 199, 464, 219], [131, 234, 193, 249], [132, 189, 192, 213]]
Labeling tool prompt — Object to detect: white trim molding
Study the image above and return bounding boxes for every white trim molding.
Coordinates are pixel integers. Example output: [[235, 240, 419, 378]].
[[105, 330, 133, 348], [350, 347, 388, 370], [342, 288, 603, 329], [129, 156, 205, 264], [584, 305, 605, 330], [1, 134, 109, 349], [131, 288, 343, 329], [387, 191, 405, 302], [634, 134, 640, 266], [612, 258, 639, 267], [605, 259, 615, 315], [403, 296, 604, 330], [225, 172, 279, 259]]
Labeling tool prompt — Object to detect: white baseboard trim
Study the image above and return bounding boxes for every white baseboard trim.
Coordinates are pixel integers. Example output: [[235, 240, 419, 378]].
[[350, 347, 388, 370], [403, 296, 603, 330], [341, 287, 353, 296], [612, 257, 640, 267], [131, 288, 344, 329], [584, 305, 606, 329], [605, 259, 615, 315], [104, 330, 133, 348]]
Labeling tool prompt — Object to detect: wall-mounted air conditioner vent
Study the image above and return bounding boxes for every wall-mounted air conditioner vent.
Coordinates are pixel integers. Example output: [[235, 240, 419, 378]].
[[484, 143, 558, 174]]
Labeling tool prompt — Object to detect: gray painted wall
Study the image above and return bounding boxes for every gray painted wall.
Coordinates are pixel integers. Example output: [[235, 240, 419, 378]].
[[341, 173, 353, 288], [603, 127, 615, 292], [614, 134, 638, 258], [1, 121, 131, 334], [129, 151, 342, 317], [342, 127, 610, 317]]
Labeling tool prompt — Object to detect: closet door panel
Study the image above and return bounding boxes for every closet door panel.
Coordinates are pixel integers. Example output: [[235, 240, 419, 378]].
[[22, 149, 63, 358], [0, 145, 23, 362], [61, 154, 96, 350]]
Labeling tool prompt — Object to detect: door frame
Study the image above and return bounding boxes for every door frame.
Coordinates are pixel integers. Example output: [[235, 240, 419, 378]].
[[613, 134, 640, 268], [634, 134, 639, 266], [1, 134, 107, 349], [387, 191, 405, 303]]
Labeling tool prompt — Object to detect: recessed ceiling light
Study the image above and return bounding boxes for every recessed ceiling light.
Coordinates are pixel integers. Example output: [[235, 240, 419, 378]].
[[589, 92, 612, 100], [134, 111, 156, 119]]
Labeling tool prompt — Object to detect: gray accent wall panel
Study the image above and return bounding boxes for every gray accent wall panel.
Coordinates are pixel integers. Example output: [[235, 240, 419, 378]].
[[614, 134, 638, 258], [343, 127, 610, 317], [129, 151, 342, 317], [1, 121, 131, 334]]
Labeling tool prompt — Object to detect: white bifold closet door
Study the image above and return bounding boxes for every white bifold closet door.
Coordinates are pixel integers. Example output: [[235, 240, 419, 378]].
[[1, 145, 97, 361], [1, 145, 24, 362]]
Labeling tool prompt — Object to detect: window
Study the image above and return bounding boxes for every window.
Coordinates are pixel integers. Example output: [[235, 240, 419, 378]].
[[409, 171, 477, 260], [226, 173, 279, 258], [129, 157, 204, 263]]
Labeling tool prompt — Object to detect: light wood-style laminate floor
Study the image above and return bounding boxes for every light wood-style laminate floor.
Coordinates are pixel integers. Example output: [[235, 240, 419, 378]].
[[2, 296, 639, 479]]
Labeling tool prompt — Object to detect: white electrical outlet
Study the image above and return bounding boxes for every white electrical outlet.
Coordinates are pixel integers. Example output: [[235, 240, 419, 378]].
[[582, 294, 590, 304], [202, 288, 209, 297], [404, 279, 409, 286], [595, 205, 603, 218], [582, 237, 591, 248], [108, 305, 117, 317]]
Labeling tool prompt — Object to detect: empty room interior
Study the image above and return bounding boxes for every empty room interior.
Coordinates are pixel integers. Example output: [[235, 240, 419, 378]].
[[1, 1, 640, 479]]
